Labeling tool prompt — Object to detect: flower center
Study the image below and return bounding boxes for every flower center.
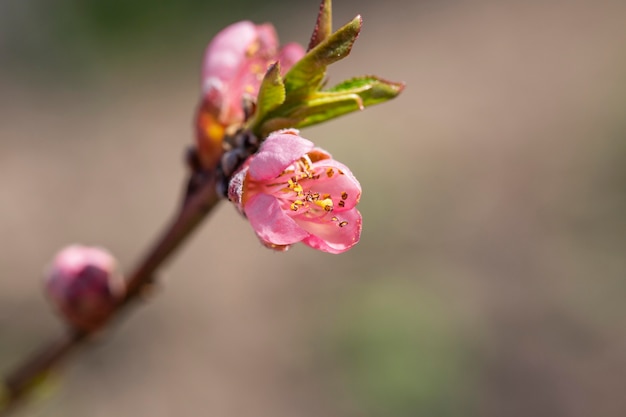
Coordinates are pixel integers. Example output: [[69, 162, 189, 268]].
[[261, 155, 351, 229]]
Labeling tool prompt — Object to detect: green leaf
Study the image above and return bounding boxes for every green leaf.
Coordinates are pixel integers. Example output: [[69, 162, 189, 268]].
[[261, 76, 405, 132], [255, 62, 286, 121], [308, 0, 333, 51], [327, 76, 405, 96], [283, 15, 362, 97]]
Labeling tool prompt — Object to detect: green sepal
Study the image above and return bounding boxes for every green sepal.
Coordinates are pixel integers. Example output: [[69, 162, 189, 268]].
[[254, 62, 286, 123], [283, 15, 362, 97], [308, 0, 333, 51]]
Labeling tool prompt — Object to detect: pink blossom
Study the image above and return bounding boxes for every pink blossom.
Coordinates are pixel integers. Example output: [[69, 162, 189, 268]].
[[229, 129, 362, 254], [196, 21, 305, 167], [44, 245, 125, 331]]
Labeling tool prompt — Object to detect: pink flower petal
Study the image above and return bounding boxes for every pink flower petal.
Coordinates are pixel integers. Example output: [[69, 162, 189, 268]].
[[248, 130, 314, 180], [278, 43, 306, 73], [227, 165, 248, 212], [245, 193, 309, 245], [307, 147, 332, 163], [202, 21, 259, 83], [298, 208, 362, 254], [255, 23, 279, 53], [304, 159, 361, 210]]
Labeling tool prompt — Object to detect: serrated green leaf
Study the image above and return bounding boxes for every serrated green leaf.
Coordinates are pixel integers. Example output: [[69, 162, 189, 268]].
[[284, 15, 362, 97], [308, 0, 333, 51], [255, 62, 286, 121]]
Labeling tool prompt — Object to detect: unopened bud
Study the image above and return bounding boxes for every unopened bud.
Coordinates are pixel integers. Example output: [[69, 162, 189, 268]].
[[44, 245, 125, 332]]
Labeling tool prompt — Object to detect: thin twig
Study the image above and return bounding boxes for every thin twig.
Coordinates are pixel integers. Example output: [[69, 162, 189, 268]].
[[0, 171, 220, 415]]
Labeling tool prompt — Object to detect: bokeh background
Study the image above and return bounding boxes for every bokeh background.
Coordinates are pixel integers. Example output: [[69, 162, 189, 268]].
[[2, 0, 626, 416]]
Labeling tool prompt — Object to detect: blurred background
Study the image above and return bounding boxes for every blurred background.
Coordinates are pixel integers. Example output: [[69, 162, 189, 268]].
[[2, 0, 626, 415]]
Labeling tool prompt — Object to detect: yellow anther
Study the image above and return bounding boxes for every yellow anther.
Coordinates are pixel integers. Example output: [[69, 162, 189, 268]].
[[314, 198, 333, 212], [339, 221, 349, 227]]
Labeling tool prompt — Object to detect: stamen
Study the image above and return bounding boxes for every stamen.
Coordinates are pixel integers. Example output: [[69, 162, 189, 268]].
[[314, 198, 333, 212], [290, 200, 304, 211], [341, 192, 348, 200], [338, 201, 345, 208], [326, 168, 335, 178], [303, 192, 320, 202], [339, 221, 349, 227]]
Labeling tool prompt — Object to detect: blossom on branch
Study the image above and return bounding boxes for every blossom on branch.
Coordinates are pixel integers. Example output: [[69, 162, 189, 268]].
[[228, 129, 362, 254], [195, 21, 305, 168], [44, 245, 125, 331]]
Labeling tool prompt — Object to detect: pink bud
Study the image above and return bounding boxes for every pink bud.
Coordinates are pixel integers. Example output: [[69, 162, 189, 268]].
[[195, 20, 306, 168], [44, 245, 125, 332]]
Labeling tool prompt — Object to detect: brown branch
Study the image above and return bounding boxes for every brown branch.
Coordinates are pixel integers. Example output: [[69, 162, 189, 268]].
[[0, 171, 221, 415]]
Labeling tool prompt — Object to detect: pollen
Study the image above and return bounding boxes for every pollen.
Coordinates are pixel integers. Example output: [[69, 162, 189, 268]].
[[339, 221, 349, 227], [287, 178, 303, 195], [341, 192, 348, 200], [314, 198, 334, 212], [326, 168, 335, 178], [305, 192, 320, 202], [291, 200, 304, 211], [338, 201, 345, 208]]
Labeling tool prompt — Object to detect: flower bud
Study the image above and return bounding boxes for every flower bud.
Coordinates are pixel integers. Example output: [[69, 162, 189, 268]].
[[44, 245, 125, 332], [195, 20, 305, 168]]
